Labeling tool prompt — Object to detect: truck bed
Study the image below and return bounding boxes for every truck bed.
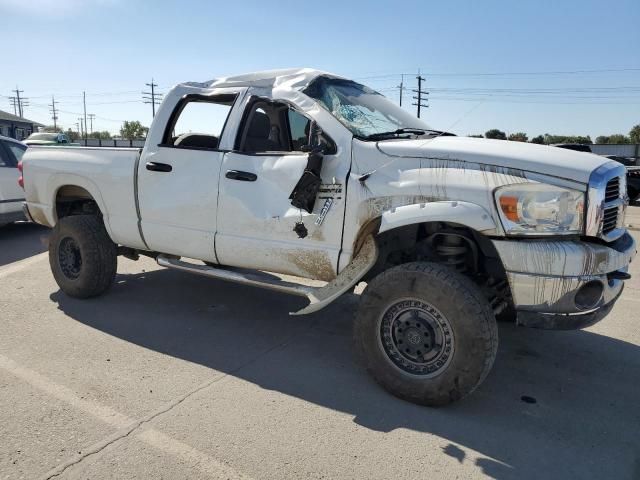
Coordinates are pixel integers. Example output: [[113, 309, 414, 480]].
[[23, 146, 146, 249]]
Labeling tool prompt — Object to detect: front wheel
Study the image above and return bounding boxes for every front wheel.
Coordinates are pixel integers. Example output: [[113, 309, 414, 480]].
[[49, 215, 117, 298], [354, 262, 498, 406]]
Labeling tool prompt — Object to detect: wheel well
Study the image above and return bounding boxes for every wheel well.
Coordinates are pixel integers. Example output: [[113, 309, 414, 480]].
[[55, 186, 101, 220], [365, 221, 512, 314]]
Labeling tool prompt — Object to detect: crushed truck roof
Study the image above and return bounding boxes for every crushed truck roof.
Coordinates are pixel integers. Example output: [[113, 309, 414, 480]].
[[178, 68, 343, 91]]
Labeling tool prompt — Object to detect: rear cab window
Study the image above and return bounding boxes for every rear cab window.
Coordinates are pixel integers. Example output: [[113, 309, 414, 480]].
[[162, 94, 236, 150]]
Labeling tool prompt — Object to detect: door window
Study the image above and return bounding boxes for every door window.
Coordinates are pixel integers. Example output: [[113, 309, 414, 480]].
[[164, 94, 236, 150], [237, 100, 335, 154]]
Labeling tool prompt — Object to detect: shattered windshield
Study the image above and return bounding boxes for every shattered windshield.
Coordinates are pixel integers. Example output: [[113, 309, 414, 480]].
[[304, 76, 430, 138]]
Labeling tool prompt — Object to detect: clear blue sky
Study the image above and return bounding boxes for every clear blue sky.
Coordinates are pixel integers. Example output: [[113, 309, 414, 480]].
[[1, 0, 639, 139]]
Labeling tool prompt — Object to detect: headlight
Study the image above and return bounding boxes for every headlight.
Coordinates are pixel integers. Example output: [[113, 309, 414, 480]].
[[495, 183, 584, 235]]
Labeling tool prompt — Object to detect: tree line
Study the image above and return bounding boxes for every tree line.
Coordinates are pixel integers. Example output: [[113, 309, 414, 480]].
[[42, 120, 149, 142], [471, 124, 640, 145]]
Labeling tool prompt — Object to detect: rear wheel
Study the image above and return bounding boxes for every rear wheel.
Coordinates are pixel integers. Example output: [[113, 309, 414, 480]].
[[355, 262, 498, 406], [49, 215, 117, 298]]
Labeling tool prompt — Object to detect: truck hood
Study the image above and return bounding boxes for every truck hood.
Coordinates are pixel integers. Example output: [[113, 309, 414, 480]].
[[376, 136, 609, 184]]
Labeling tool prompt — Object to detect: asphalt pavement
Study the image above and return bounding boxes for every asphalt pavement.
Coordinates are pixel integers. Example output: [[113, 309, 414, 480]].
[[1, 214, 639, 480]]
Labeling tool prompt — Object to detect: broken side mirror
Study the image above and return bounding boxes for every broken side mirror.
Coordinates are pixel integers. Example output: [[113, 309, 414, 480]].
[[301, 121, 325, 154], [289, 120, 325, 214]]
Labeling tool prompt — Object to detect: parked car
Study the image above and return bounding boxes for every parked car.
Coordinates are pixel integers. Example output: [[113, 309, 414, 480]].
[[624, 167, 640, 203], [604, 154, 635, 167], [552, 143, 592, 153], [21, 69, 636, 406], [23, 132, 76, 146], [0, 135, 27, 225], [554, 146, 640, 203], [602, 155, 640, 203]]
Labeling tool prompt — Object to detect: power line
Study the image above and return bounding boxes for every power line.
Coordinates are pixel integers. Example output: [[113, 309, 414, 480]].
[[354, 67, 640, 81]]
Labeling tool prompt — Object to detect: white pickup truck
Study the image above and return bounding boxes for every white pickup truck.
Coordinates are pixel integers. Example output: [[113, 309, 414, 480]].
[[21, 68, 636, 406]]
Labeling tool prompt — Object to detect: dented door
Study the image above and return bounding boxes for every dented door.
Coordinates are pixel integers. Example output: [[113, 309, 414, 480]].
[[215, 151, 350, 280]]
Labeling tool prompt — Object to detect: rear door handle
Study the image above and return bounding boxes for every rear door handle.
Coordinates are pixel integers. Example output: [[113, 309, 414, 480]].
[[146, 162, 172, 172], [226, 170, 257, 182]]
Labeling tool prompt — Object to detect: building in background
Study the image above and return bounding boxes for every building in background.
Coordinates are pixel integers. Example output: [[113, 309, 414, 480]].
[[0, 110, 43, 140]]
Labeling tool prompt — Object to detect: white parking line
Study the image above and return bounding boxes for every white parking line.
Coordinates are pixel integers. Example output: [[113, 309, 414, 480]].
[[0, 354, 131, 429], [0, 353, 252, 480], [0, 252, 48, 279]]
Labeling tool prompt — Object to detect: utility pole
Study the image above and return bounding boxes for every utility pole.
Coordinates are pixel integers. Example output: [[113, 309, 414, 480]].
[[49, 96, 59, 129], [13, 87, 24, 117], [397, 74, 404, 107], [78, 117, 84, 139], [82, 91, 88, 142], [142, 78, 163, 117], [412, 75, 429, 118], [88, 114, 95, 133]]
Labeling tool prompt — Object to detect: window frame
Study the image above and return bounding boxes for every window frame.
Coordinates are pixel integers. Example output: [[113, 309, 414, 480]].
[[159, 93, 238, 152]]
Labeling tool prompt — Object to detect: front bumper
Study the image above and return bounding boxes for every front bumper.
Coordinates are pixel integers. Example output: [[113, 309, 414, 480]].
[[493, 232, 636, 329]]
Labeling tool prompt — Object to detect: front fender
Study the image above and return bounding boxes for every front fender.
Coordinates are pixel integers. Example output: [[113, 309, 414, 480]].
[[378, 201, 497, 234]]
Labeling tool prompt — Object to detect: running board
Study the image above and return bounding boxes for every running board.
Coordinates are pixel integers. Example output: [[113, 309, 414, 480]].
[[156, 235, 377, 315]]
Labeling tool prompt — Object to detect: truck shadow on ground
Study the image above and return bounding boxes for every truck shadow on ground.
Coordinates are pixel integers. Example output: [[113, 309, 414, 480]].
[[51, 266, 640, 480], [0, 222, 49, 267]]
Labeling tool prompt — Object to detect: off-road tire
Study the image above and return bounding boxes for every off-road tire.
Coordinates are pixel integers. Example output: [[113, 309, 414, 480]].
[[49, 215, 117, 298], [354, 262, 498, 406]]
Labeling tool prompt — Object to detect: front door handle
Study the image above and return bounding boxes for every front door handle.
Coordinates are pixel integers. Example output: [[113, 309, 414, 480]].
[[226, 170, 257, 182], [146, 162, 173, 173]]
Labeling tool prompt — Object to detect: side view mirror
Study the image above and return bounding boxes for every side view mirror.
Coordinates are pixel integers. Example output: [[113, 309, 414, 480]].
[[301, 121, 325, 153]]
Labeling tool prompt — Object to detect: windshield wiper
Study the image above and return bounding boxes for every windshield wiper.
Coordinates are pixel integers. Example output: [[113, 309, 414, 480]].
[[361, 128, 426, 141]]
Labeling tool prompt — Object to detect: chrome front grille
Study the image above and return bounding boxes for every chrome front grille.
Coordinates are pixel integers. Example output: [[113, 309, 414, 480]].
[[602, 205, 618, 234], [604, 177, 620, 202], [586, 163, 627, 242], [602, 177, 621, 234]]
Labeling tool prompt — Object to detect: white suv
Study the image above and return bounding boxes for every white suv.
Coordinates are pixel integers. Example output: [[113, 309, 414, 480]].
[[0, 135, 27, 226]]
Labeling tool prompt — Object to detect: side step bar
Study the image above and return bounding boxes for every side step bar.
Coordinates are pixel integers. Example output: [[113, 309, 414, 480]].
[[156, 235, 378, 315]]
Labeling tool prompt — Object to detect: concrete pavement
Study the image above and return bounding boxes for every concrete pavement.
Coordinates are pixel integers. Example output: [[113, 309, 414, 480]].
[[1, 218, 639, 480], [625, 204, 640, 230]]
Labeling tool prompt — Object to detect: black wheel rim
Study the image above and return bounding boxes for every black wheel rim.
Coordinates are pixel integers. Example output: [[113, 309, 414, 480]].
[[379, 299, 454, 377], [58, 237, 82, 280]]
